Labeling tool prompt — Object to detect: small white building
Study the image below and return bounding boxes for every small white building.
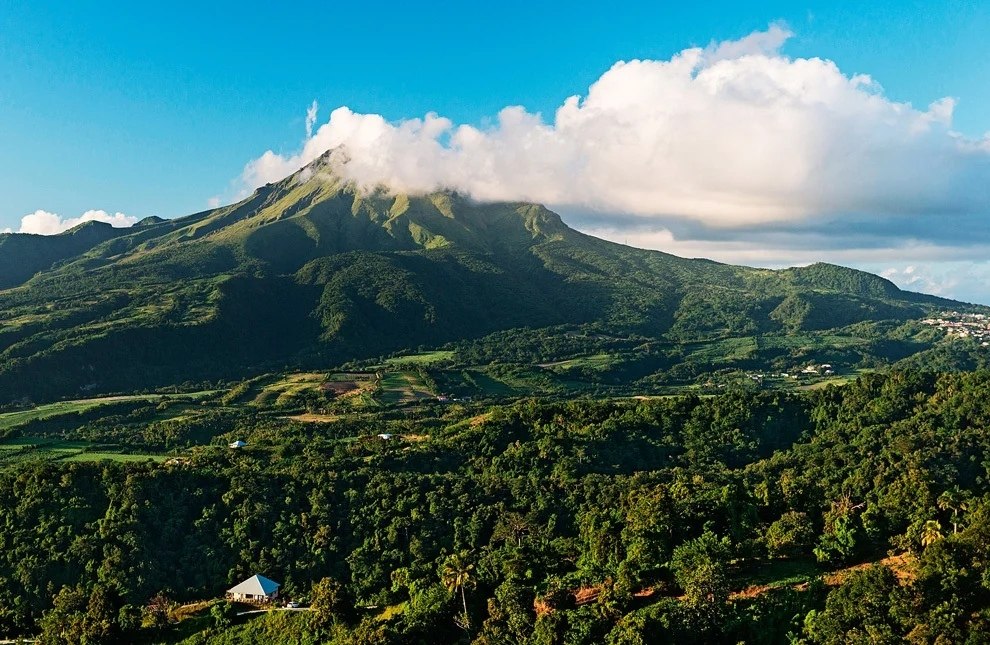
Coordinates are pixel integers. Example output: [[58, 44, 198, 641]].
[[226, 574, 280, 603], [377, 433, 394, 440], [229, 440, 247, 449]]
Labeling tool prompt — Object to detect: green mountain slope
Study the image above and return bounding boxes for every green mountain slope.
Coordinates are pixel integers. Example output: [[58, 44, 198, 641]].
[[0, 221, 131, 289], [0, 154, 979, 401]]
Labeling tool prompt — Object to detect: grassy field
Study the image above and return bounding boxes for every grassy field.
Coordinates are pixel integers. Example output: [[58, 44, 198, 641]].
[[282, 412, 341, 423], [0, 436, 165, 469], [0, 391, 216, 432], [377, 371, 435, 405], [250, 372, 326, 407], [680, 333, 871, 365], [684, 337, 759, 362], [433, 369, 518, 397], [242, 371, 385, 410], [758, 334, 869, 350], [797, 368, 873, 390], [60, 451, 167, 463], [729, 558, 823, 590], [539, 353, 618, 372], [382, 350, 456, 367], [465, 370, 518, 396]]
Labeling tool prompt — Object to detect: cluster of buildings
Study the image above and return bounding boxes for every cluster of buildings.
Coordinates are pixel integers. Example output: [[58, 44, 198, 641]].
[[436, 394, 470, 403], [799, 364, 834, 376], [921, 312, 990, 345], [744, 364, 834, 383]]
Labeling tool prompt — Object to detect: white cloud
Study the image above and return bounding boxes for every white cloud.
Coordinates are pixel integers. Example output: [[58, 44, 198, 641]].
[[875, 262, 990, 303], [230, 24, 990, 303], [703, 21, 793, 64], [207, 196, 222, 209], [880, 266, 951, 294], [239, 23, 990, 228], [581, 223, 990, 266], [580, 223, 990, 303], [305, 100, 318, 138], [17, 209, 138, 235]]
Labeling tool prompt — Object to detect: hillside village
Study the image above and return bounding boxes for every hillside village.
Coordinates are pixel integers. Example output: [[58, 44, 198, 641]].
[[922, 312, 990, 345]]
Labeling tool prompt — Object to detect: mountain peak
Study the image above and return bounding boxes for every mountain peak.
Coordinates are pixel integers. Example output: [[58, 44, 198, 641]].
[[62, 220, 113, 235], [135, 215, 166, 227], [282, 147, 493, 212], [116, 154, 573, 276]]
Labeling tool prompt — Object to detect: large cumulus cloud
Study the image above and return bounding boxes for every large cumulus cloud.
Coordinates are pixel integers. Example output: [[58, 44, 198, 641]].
[[236, 23, 990, 301], [241, 24, 990, 228]]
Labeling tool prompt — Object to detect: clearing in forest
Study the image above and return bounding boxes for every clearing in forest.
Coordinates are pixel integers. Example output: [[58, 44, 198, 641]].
[[0, 436, 165, 469], [377, 371, 435, 405], [382, 350, 456, 367]]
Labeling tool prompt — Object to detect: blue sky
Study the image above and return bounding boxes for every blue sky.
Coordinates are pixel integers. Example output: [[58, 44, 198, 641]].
[[1, 1, 989, 301]]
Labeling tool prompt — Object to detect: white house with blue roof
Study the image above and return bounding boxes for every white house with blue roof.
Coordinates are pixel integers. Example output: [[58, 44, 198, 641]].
[[226, 574, 281, 602]]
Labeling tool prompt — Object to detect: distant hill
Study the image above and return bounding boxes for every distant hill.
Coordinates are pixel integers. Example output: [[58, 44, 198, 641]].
[[0, 152, 980, 401], [0, 221, 130, 289]]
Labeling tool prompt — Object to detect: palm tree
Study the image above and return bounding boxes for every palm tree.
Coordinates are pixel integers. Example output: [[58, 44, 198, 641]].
[[921, 519, 944, 548], [937, 488, 967, 534], [441, 552, 475, 630]]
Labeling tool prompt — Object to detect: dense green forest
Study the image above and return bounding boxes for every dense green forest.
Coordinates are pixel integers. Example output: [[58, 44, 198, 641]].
[[4, 156, 990, 643], [3, 370, 990, 643]]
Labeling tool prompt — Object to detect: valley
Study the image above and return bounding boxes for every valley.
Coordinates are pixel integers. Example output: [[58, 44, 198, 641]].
[[0, 315, 971, 476]]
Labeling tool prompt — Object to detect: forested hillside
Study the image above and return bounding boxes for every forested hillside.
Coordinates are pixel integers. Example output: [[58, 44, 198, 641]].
[[4, 153, 990, 644], [0, 153, 980, 403], [0, 220, 130, 289], [2, 371, 990, 643]]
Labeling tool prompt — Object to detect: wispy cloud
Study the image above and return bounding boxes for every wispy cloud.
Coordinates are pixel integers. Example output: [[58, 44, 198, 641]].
[[305, 100, 318, 138]]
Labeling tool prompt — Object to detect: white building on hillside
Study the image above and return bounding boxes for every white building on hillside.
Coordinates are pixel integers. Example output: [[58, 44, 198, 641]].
[[226, 574, 280, 603]]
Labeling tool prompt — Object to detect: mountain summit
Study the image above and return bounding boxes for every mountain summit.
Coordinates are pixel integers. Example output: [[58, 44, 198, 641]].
[[0, 166, 976, 401]]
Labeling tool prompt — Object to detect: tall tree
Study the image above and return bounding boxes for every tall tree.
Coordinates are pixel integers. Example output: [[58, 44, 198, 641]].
[[441, 552, 475, 631]]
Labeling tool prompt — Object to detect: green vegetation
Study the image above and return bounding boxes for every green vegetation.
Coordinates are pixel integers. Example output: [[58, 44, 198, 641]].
[[0, 436, 165, 468], [0, 371, 989, 643], [382, 350, 456, 366], [376, 371, 434, 405], [0, 392, 215, 433], [4, 158, 990, 643], [0, 159, 982, 405]]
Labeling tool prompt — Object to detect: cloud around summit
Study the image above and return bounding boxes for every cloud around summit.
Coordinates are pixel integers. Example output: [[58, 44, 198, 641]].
[[230, 23, 990, 303], [240, 23, 990, 231]]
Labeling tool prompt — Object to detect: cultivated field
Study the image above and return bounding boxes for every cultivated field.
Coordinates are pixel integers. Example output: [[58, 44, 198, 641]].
[[0, 391, 216, 432], [0, 436, 165, 469]]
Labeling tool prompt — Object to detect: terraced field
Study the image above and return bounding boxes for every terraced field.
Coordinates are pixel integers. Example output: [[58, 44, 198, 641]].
[[249, 373, 327, 407], [377, 371, 435, 405], [0, 436, 165, 469]]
